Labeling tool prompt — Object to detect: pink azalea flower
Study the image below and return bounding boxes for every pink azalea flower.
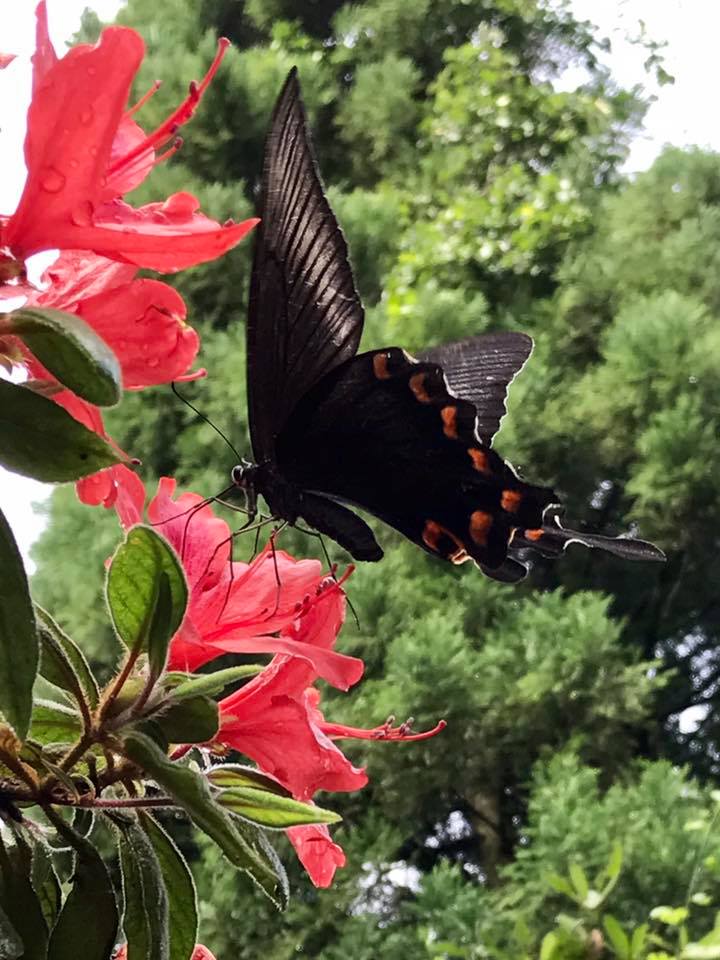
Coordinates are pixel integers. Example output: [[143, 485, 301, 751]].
[[1, 2, 257, 271], [116, 476, 364, 688], [113, 475, 445, 889], [0, 3, 257, 507]]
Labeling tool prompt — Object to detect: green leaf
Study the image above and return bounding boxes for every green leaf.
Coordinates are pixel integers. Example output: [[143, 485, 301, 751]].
[[0, 378, 120, 482], [31, 843, 61, 932], [651, 906, 690, 926], [206, 764, 292, 797], [148, 573, 174, 677], [0, 834, 48, 960], [116, 817, 169, 960], [539, 931, 559, 960], [36, 605, 99, 708], [107, 526, 187, 657], [0, 505, 38, 740], [8, 306, 122, 406], [29, 699, 82, 744], [631, 924, 649, 956], [30, 751, 82, 798], [123, 732, 286, 907], [682, 948, 720, 959], [606, 841, 623, 882], [167, 665, 264, 700], [141, 814, 198, 960], [155, 696, 218, 744], [693, 893, 713, 907], [546, 872, 575, 899], [604, 915, 631, 959], [568, 862, 589, 900], [217, 786, 341, 829], [46, 822, 119, 960], [0, 904, 22, 960]]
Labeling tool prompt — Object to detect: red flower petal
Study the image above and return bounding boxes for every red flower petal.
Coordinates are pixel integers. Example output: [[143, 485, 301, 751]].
[[0, 53, 16, 70], [76, 463, 139, 509], [76, 278, 198, 387], [219, 682, 367, 799], [5, 26, 145, 259], [112, 466, 146, 527], [28, 250, 137, 312], [206, 633, 363, 691], [51, 391, 135, 508], [103, 114, 154, 198], [106, 38, 230, 194], [63, 194, 259, 272], [287, 824, 346, 888], [146, 477, 233, 584], [31, 2, 56, 90], [53, 389, 104, 434]]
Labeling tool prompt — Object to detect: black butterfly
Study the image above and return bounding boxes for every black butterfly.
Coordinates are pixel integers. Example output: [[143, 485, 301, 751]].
[[231, 68, 664, 583]]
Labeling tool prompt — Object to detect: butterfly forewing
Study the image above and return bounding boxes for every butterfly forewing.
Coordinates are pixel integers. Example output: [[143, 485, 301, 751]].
[[247, 68, 364, 462], [419, 332, 533, 445]]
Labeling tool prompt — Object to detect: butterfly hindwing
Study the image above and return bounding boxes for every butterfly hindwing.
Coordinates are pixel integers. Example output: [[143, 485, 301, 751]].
[[247, 68, 364, 462], [419, 332, 533, 445], [275, 347, 557, 570]]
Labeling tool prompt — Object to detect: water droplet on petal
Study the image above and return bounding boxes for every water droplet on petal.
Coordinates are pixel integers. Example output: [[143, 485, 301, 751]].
[[87, 66, 96, 76], [79, 107, 94, 125], [89, 146, 98, 157], [71, 201, 94, 227], [69, 158, 79, 169], [147, 357, 160, 368], [39, 167, 66, 193]]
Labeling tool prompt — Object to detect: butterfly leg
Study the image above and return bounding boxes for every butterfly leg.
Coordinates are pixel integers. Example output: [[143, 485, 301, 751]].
[[294, 523, 361, 628]]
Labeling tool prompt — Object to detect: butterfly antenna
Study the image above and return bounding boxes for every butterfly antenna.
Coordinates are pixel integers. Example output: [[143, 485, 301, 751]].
[[171, 381, 244, 462]]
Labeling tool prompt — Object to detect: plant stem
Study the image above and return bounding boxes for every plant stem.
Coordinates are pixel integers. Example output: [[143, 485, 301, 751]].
[[62, 795, 176, 810], [0, 746, 38, 791], [98, 646, 143, 722]]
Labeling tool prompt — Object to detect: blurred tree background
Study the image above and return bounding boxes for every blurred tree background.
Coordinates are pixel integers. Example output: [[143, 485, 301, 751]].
[[31, 0, 720, 955]]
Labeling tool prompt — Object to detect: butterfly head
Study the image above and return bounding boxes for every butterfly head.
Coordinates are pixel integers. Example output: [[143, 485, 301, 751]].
[[231, 459, 261, 518], [231, 459, 258, 489]]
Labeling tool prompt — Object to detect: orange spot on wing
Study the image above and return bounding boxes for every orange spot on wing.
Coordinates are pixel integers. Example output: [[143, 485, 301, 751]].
[[470, 510, 493, 546], [373, 353, 392, 379], [441, 405, 458, 439], [409, 372, 432, 403], [422, 520, 470, 564], [524, 528, 544, 541], [468, 448, 490, 473], [501, 489, 522, 513]]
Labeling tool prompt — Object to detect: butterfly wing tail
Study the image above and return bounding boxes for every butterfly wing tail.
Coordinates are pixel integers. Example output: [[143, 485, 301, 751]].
[[514, 510, 666, 563]]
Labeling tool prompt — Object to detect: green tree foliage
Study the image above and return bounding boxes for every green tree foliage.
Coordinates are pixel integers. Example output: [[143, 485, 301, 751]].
[[30, 0, 720, 956]]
